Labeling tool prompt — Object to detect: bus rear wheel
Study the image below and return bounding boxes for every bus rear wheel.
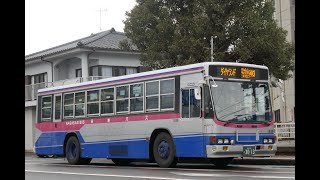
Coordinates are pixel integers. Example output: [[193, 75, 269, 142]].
[[66, 136, 84, 165], [210, 158, 234, 168], [153, 132, 177, 168]]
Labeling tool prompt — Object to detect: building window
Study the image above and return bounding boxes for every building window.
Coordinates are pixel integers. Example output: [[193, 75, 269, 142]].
[[274, 109, 281, 123], [25, 76, 31, 85], [41, 96, 52, 122], [126, 67, 137, 75], [76, 69, 82, 78], [34, 73, 46, 84], [113, 66, 126, 77]]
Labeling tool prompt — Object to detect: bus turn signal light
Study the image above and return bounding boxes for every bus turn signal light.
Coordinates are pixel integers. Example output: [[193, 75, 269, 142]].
[[210, 136, 215, 144]]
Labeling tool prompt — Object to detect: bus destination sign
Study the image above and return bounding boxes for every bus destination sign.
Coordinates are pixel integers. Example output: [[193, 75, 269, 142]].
[[209, 65, 268, 80]]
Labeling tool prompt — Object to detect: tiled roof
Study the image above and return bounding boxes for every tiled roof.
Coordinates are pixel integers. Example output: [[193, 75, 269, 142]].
[[25, 28, 138, 61]]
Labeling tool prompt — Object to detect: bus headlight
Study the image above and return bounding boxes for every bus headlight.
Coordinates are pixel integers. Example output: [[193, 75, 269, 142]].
[[263, 138, 274, 144], [217, 138, 230, 145]]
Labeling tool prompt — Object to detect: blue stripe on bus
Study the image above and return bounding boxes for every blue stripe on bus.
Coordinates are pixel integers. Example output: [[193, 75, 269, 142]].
[[35, 132, 275, 157]]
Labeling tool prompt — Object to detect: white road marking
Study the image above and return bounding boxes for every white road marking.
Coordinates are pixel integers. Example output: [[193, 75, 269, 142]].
[[25, 170, 195, 180], [170, 172, 294, 179], [26, 161, 294, 174]]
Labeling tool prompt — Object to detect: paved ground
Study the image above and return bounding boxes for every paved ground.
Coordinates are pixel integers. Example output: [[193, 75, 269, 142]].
[[25, 156, 295, 180]]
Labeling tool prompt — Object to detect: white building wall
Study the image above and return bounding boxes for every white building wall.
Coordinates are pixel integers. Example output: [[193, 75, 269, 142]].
[[273, 0, 295, 123], [25, 62, 52, 82], [91, 52, 141, 67], [25, 106, 36, 151]]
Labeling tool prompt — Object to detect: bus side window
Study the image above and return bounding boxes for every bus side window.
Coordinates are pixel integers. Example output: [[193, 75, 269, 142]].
[[182, 89, 189, 118], [54, 95, 62, 121], [41, 96, 52, 122]]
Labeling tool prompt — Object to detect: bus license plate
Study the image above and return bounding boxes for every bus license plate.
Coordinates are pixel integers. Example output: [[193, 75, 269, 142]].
[[243, 146, 255, 156]]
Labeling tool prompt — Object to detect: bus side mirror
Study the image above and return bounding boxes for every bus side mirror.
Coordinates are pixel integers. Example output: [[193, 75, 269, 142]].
[[194, 88, 201, 100]]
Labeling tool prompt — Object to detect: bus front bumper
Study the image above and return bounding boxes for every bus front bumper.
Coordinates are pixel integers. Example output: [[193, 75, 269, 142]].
[[206, 144, 277, 158]]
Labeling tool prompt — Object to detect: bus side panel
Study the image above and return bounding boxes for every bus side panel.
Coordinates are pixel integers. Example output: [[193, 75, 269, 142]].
[[81, 139, 149, 159], [174, 135, 206, 158], [35, 132, 52, 155]]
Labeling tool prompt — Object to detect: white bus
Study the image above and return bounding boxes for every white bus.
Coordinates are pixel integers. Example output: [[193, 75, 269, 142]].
[[34, 62, 277, 168]]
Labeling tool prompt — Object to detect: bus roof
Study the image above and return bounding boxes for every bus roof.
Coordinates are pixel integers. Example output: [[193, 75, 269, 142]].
[[38, 62, 268, 95]]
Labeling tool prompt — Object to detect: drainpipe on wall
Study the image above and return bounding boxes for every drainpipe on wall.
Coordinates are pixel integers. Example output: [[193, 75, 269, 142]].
[[40, 56, 54, 86], [86, 48, 95, 81]]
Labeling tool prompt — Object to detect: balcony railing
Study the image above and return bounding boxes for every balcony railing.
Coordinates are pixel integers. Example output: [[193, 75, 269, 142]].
[[25, 76, 111, 101], [274, 122, 295, 140]]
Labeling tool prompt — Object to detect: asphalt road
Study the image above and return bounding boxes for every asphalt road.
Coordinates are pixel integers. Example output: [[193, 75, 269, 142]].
[[25, 156, 295, 180]]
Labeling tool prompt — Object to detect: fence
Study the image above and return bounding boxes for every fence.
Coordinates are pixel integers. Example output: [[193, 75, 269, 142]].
[[274, 122, 295, 140]]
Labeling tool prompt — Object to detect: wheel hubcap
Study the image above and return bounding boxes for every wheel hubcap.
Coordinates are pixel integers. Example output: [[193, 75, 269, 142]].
[[67, 142, 77, 160], [158, 140, 170, 159]]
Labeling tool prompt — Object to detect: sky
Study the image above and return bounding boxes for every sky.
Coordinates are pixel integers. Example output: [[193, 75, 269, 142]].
[[25, 0, 137, 55]]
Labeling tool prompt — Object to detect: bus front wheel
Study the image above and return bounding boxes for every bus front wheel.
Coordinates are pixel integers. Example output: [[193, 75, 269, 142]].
[[66, 136, 83, 165], [153, 132, 177, 168]]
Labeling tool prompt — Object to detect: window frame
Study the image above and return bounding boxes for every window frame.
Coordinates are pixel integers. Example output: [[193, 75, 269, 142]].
[[115, 84, 130, 114], [53, 94, 62, 122], [86, 89, 101, 117], [100, 87, 115, 116], [180, 88, 201, 118], [41, 95, 52, 122], [159, 78, 175, 111], [63, 92, 75, 119], [74, 91, 86, 118], [145, 80, 160, 112], [130, 82, 144, 113]]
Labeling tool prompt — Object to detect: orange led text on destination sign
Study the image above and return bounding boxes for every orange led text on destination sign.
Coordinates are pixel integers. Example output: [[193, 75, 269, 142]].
[[220, 67, 237, 77], [241, 68, 256, 78]]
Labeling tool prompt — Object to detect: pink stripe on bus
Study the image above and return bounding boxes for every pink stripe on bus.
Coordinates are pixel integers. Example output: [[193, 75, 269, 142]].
[[35, 112, 180, 132]]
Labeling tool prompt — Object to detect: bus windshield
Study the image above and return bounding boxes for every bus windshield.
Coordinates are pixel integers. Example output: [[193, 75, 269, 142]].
[[211, 81, 272, 123]]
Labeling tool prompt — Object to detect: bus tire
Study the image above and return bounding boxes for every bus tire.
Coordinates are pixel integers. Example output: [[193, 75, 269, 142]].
[[153, 132, 177, 168], [112, 159, 132, 166], [37, 154, 47, 158], [65, 136, 83, 165], [210, 158, 233, 168]]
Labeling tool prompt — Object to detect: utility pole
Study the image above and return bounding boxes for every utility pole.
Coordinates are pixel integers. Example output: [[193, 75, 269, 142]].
[[97, 8, 107, 31], [210, 36, 213, 62]]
